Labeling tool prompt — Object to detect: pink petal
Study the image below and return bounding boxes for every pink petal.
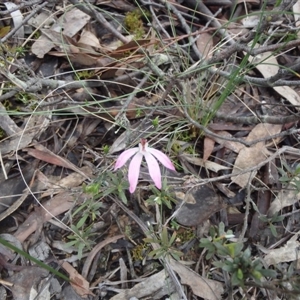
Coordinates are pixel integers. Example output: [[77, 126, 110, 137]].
[[128, 152, 143, 193], [147, 148, 175, 171], [114, 147, 139, 170], [144, 152, 162, 189]]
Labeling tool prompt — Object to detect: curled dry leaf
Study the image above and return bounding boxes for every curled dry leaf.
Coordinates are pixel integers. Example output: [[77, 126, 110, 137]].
[[169, 259, 224, 300]]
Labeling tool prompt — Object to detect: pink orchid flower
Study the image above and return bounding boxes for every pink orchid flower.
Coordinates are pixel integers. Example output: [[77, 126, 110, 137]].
[[114, 139, 175, 193]]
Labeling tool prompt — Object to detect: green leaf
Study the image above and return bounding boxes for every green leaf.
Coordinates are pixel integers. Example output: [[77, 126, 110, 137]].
[[259, 215, 269, 222], [213, 261, 226, 269], [242, 247, 251, 260], [214, 242, 229, 256], [65, 240, 78, 247], [169, 231, 177, 246], [77, 243, 85, 260], [76, 214, 89, 229], [72, 200, 89, 216], [161, 227, 169, 246], [102, 186, 117, 197], [237, 268, 244, 280], [170, 249, 183, 261], [231, 271, 243, 286], [251, 269, 262, 281], [148, 249, 163, 259], [209, 226, 216, 238], [272, 214, 284, 222], [225, 242, 244, 257], [119, 190, 128, 204], [144, 237, 158, 244], [70, 224, 81, 236], [199, 237, 211, 245], [259, 268, 277, 278], [217, 261, 234, 273], [269, 223, 278, 237]]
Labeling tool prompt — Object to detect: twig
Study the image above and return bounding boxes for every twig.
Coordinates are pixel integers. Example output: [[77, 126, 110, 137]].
[[215, 111, 300, 125], [208, 39, 300, 65]]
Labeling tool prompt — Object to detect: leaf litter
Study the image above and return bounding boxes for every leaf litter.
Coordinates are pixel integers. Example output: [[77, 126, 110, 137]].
[[0, 0, 300, 299]]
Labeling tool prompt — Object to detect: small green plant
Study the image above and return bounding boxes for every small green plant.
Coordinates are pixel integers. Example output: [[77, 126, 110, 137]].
[[259, 213, 285, 237], [67, 170, 129, 259], [124, 9, 148, 38], [84, 170, 129, 204], [144, 226, 183, 261], [135, 107, 143, 117], [66, 222, 96, 260], [102, 144, 110, 155], [131, 242, 149, 261], [14, 45, 27, 56], [100, 170, 129, 203], [76, 70, 95, 80], [16, 92, 36, 104], [199, 222, 234, 260], [278, 161, 300, 192], [146, 179, 177, 209], [152, 116, 159, 128], [170, 219, 180, 230], [213, 245, 277, 287], [200, 222, 277, 287], [66, 197, 102, 259]]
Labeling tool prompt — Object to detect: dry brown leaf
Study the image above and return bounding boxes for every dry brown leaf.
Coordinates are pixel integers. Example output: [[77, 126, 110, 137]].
[[203, 136, 215, 161], [31, 8, 90, 58], [181, 154, 230, 172], [77, 28, 101, 51], [267, 187, 300, 216], [24, 144, 90, 180], [209, 130, 244, 153], [0, 102, 21, 136], [231, 123, 282, 188], [196, 32, 214, 59], [13, 191, 85, 242], [61, 262, 94, 298], [36, 166, 94, 198], [110, 270, 174, 299], [169, 259, 223, 300], [264, 237, 300, 266]]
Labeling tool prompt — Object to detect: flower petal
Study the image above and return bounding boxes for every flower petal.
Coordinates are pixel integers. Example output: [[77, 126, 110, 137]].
[[128, 152, 143, 193], [114, 147, 139, 170], [147, 148, 175, 171], [144, 152, 162, 189]]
